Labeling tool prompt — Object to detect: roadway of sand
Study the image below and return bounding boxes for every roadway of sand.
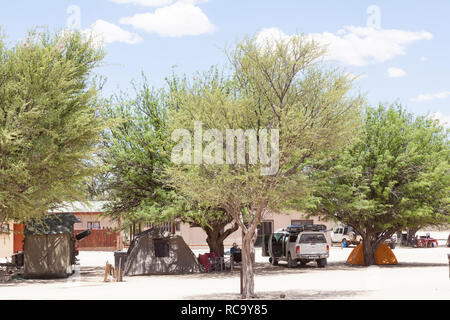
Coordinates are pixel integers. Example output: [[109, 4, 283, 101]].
[[0, 246, 448, 300]]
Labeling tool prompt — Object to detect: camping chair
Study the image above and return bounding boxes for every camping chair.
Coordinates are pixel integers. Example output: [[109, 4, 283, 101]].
[[207, 252, 225, 272], [198, 254, 211, 273], [229, 251, 242, 271]]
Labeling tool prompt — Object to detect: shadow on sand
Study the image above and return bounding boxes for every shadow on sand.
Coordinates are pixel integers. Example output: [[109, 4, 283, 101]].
[[1, 261, 446, 286], [187, 289, 370, 300]]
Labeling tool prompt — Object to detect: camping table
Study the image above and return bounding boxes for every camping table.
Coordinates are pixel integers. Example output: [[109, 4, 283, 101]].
[[213, 257, 225, 271], [210, 257, 225, 271]]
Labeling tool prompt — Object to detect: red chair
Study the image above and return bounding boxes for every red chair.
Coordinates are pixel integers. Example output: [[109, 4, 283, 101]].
[[198, 254, 210, 272], [209, 252, 218, 259]]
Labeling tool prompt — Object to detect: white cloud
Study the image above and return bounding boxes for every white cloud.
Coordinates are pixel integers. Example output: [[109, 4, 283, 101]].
[[420, 56, 428, 62], [109, 0, 173, 7], [429, 112, 450, 128], [256, 27, 289, 45], [119, 1, 215, 37], [411, 91, 450, 103], [345, 72, 368, 81], [388, 67, 406, 78], [257, 26, 433, 67], [84, 20, 143, 45], [179, 0, 209, 4]]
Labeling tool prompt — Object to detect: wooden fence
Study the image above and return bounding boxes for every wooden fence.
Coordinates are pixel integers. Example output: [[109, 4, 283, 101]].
[[75, 229, 118, 250]]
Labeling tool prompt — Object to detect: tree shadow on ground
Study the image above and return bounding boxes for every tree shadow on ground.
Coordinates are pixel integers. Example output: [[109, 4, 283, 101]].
[[379, 262, 448, 268], [122, 259, 450, 282], [1, 261, 446, 286], [187, 289, 370, 300], [0, 266, 106, 287]]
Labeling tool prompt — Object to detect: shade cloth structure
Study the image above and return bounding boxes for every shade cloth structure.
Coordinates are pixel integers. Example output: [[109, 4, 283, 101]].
[[346, 243, 398, 265], [124, 229, 204, 276], [23, 213, 80, 279]]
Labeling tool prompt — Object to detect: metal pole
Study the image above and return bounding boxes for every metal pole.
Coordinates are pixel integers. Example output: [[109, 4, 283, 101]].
[[240, 264, 243, 295], [240, 235, 243, 295], [117, 257, 122, 282]]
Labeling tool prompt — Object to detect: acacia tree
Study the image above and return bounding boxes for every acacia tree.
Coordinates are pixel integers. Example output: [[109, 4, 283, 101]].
[[0, 29, 105, 224], [305, 104, 449, 265], [168, 34, 364, 298], [101, 76, 238, 256]]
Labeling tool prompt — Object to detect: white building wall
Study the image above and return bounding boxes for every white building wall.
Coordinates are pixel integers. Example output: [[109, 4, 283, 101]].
[[178, 211, 334, 248], [0, 222, 14, 259]]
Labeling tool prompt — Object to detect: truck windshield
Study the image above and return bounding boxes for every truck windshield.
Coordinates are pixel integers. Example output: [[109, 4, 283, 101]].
[[299, 234, 327, 244]]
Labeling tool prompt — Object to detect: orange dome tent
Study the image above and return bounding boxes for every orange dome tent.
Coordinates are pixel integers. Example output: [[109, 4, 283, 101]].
[[346, 243, 398, 265]]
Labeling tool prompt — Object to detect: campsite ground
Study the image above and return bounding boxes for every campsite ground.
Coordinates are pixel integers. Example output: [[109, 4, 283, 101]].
[[0, 246, 448, 300]]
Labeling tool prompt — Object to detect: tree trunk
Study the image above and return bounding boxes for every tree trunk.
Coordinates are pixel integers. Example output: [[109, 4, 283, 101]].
[[362, 235, 376, 266], [407, 227, 420, 246], [241, 231, 255, 299], [396, 231, 402, 247], [205, 222, 239, 257], [206, 229, 225, 257]]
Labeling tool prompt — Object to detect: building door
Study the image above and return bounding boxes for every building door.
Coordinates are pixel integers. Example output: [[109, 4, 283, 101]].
[[255, 221, 273, 247], [13, 224, 25, 253]]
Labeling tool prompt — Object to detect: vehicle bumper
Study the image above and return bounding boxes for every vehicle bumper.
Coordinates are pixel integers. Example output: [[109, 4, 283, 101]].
[[296, 254, 329, 260]]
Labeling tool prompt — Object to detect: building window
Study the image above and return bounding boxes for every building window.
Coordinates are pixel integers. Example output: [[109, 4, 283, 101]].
[[154, 239, 170, 258], [175, 222, 181, 232], [0, 224, 9, 234], [87, 222, 100, 230]]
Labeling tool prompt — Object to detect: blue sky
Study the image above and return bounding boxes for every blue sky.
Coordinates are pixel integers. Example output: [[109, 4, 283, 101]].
[[1, 0, 449, 125]]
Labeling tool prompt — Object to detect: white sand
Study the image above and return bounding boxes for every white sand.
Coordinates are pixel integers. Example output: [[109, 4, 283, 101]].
[[0, 246, 448, 300]]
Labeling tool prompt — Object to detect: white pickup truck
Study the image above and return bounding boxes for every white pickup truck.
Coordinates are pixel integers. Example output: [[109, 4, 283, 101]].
[[263, 224, 329, 268], [331, 225, 362, 247]]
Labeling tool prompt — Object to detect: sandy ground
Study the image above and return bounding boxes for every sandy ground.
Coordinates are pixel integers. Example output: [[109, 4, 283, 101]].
[[0, 246, 448, 300]]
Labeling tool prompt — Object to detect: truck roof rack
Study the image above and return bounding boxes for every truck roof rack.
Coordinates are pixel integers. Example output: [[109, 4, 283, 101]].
[[285, 224, 327, 233]]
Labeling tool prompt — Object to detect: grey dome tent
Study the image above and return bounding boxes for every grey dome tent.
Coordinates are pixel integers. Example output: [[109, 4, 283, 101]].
[[124, 229, 203, 276]]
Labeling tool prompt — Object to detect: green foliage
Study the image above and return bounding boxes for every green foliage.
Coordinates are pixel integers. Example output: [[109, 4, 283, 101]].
[[101, 76, 173, 223], [101, 74, 233, 232], [167, 34, 365, 296], [168, 34, 365, 224], [0, 29, 105, 223], [307, 104, 449, 241]]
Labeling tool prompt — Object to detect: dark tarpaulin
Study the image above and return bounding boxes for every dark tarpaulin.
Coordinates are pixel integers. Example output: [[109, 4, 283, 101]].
[[24, 213, 80, 235], [124, 229, 203, 276]]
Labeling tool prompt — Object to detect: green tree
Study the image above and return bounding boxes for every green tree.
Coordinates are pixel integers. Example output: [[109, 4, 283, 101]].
[[101, 76, 238, 256], [0, 29, 105, 224], [168, 34, 364, 298], [306, 104, 449, 265]]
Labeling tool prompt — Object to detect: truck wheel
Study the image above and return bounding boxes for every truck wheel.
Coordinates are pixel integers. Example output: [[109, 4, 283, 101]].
[[300, 259, 308, 266], [287, 253, 297, 268], [317, 258, 327, 268], [270, 257, 278, 266]]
